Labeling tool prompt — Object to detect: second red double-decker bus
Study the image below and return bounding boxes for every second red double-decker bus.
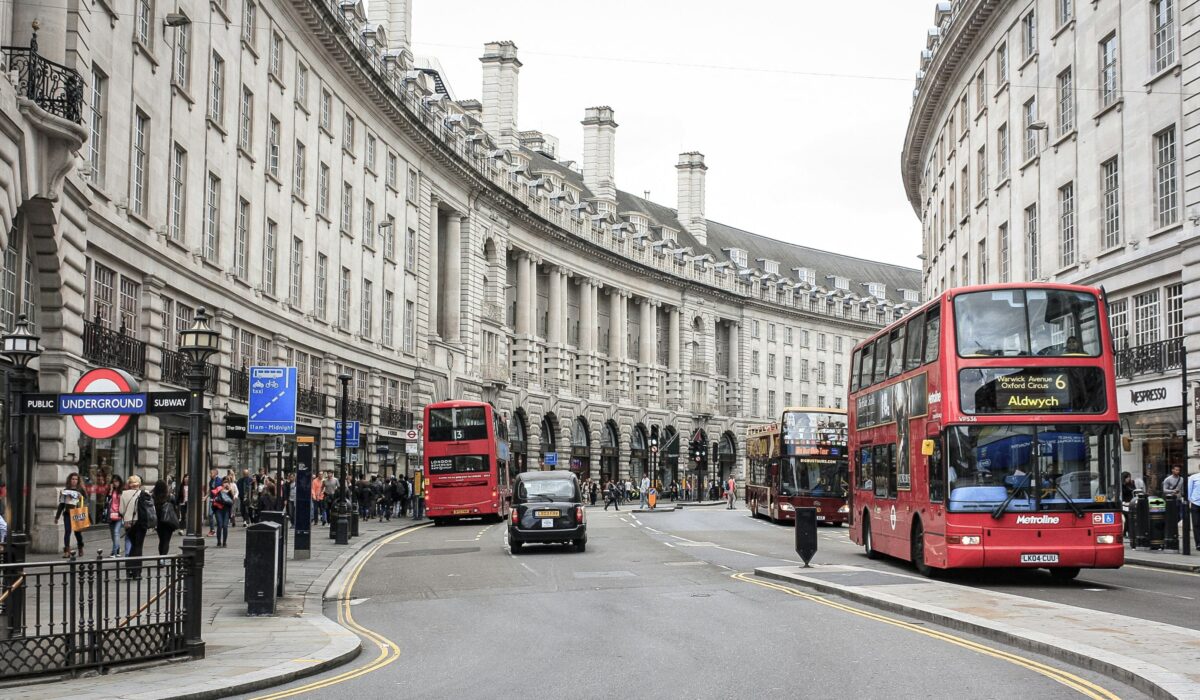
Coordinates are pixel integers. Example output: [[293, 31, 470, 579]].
[[745, 407, 850, 525], [847, 283, 1123, 580], [423, 400, 512, 523]]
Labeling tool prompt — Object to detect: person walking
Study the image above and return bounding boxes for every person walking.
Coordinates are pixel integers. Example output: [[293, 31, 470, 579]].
[[258, 481, 282, 514], [323, 471, 338, 521], [152, 480, 179, 556], [53, 472, 87, 558], [211, 477, 234, 547], [237, 469, 254, 526], [639, 475, 651, 509], [105, 474, 124, 556], [120, 475, 148, 579], [312, 472, 326, 525], [604, 480, 620, 511], [397, 475, 410, 517], [726, 474, 737, 509], [1188, 469, 1200, 550], [206, 467, 221, 536]]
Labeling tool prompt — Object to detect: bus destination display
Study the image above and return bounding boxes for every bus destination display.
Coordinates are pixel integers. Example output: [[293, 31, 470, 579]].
[[959, 367, 1106, 414]]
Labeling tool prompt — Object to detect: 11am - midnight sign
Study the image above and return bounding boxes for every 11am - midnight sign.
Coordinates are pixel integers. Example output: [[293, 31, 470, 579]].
[[248, 366, 298, 435]]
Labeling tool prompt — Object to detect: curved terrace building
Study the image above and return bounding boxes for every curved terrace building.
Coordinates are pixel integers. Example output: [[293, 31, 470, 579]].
[[0, 0, 917, 549], [903, 0, 1196, 491]]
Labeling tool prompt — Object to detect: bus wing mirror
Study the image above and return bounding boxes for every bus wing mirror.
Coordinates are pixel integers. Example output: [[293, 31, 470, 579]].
[[921, 439, 936, 457]]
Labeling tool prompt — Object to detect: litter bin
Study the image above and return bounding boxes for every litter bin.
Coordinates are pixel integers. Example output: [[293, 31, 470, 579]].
[[245, 521, 281, 615], [258, 510, 288, 597], [1148, 496, 1166, 550]]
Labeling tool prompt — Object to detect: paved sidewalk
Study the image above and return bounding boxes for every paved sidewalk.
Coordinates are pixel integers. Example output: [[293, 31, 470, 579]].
[[5, 516, 427, 699], [1125, 547, 1200, 573], [756, 564, 1200, 700]]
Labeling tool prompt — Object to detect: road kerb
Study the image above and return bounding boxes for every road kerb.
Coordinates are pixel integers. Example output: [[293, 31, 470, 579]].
[[754, 566, 1196, 700]]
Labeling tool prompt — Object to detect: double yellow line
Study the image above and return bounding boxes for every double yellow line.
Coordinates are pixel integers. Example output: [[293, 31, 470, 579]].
[[253, 524, 431, 700], [731, 572, 1119, 700]]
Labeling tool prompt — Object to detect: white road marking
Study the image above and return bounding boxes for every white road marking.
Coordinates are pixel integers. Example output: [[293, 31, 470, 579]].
[[520, 562, 536, 574], [644, 527, 663, 534], [663, 542, 675, 548], [714, 546, 758, 557]]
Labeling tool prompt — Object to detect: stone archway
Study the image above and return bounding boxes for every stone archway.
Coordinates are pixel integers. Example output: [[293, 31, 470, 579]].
[[510, 408, 529, 473], [570, 416, 590, 479], [539, 412, 559, 469], [718, 431, 737, 482]]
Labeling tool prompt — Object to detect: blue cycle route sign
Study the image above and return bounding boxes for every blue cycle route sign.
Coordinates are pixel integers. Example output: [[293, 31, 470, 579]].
[[248, 366, 298, 435], [334, 421, 361, 448]]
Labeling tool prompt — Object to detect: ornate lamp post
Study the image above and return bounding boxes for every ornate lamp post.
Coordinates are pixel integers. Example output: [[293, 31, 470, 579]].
[[2, 313, 41, 629], [178, 307, 220, 659], [336, 372, 351, 541]]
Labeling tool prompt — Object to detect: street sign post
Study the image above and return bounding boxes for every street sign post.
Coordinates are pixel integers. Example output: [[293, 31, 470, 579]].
[[248, 367, 298, 435], [334, 421, 361, 448]]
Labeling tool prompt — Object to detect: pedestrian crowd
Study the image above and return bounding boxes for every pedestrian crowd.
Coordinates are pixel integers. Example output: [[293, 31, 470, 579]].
[[574, 475, 738, 511]]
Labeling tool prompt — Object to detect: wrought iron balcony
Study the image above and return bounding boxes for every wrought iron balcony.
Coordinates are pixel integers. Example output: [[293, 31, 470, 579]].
[[1115, 337, 1183, 381], [380, 404, 413, 429], [83, 317, 146, 377], [337, 398, 371, 421], [159, 346, 217, 392], [298, 385, 327, 416], [227, 364, 249, 400], [2, 33, 85, 123]]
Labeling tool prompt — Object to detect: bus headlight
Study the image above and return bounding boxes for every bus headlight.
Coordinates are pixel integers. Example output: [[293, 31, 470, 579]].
[[1097, 535, 1116, 544], [838, 505, 850, 514], [947, 535, 981, 545], [780, 503, 795, 512]]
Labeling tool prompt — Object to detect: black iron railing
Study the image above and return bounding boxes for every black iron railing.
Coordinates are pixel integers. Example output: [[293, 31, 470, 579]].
[[228, 365, 249, 400], [2, 33, 85, 124], [0, 553, 192, 679], [83, 317, 146, 377], [379, 404, 413, 429], [159, 347, 217, 392], [1115, 337, 1183, 381], [298, 386, 327, 416], [337, 398, 371, 422]]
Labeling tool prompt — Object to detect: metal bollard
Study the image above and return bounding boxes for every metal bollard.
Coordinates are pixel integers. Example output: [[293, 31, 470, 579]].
[[1165, 495, 1180, 551], [350, 512, 360, 537], [335, 515, 350, 545], [1134, 492, 1151, 549]]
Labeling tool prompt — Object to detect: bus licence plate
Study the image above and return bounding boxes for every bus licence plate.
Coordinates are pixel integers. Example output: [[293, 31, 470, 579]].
[[535, 510, 560, 518], [453, 509, 470, 515], [1020, 553, 1059, 564]]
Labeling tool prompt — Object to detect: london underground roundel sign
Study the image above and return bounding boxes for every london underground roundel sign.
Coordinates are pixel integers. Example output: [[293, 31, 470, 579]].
[[72, 368, 141, 439]]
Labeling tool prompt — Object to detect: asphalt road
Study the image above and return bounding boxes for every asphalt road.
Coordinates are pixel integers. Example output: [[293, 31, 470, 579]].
[[242, 506, 1145, 700]]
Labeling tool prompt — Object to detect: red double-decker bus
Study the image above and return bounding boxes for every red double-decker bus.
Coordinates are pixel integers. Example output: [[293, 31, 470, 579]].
[[745, 408, 850, 525], [423, 400, 512, 523], [847, 283, 1123, 580]]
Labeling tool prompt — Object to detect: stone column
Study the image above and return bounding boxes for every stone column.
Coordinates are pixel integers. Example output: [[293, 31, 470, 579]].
[[515, 251, 531, 336], [669, 306, 681, 407], [428, 199, 441, 338], [445, 212, 462, 342], [638, 298, 657, 404], [577, 279, 596, 395], [727, 321, 740, 415], [547, 266, 563, 346]]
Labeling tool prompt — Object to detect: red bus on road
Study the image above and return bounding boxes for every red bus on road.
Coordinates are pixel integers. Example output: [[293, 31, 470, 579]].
[[423, 400, 512, 523], [847, 284, 1123, 580], [745, 408, 851, 525]]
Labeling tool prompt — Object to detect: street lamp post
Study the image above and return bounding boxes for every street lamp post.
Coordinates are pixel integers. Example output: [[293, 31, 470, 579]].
[[337, 372, 351, 542], [2, 313, 42, 634], [178, 307, 220, 660]]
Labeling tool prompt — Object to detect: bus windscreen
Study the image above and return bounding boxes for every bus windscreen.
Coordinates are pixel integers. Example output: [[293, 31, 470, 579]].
[[428, 407, 489, 441]]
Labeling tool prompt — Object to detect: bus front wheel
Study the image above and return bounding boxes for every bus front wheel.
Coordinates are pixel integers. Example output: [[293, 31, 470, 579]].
[[1049, 567, 1080, 582], [863, 516, 879, 560], [912, 521, 935, 577]]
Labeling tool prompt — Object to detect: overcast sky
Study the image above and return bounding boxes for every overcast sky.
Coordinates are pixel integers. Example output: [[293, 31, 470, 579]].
[[402, 0, 932, 269]]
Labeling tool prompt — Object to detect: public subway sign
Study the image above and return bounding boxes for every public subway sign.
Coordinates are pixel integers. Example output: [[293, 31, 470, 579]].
[[70, 367, 141, 439]]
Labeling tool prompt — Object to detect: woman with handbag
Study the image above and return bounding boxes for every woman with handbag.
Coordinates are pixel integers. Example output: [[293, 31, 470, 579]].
[[54, 472, 87, 558], [105, 474, 124, 556], [153, 480, 180, 555], [211, 477, 234, 547]]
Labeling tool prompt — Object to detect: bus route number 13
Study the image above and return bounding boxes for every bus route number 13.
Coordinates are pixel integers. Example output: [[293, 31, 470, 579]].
[[454, 429, 465, 440]]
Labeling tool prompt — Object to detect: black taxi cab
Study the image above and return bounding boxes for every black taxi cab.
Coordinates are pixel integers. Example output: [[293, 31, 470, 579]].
[[509, 470, 587, 553]]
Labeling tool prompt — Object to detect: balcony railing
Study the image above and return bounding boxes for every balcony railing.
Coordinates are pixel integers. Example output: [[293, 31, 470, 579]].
[[228, 365, 249, 400], [337, 398, 371, 422], [83, 317, 146, 377], [380, 404, 414, 429], [1, 33, 85, 124], [1115, 337, 1183, 381], [159, 346, 218, 391], [298, 385, 327, 416]]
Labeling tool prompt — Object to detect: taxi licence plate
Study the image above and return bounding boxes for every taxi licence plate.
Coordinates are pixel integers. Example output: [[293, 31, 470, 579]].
[[535, 510, 560, 517], [453, 509, 470, 515], [541, 519, 554, 528], [1020, 553, 1059, 564]]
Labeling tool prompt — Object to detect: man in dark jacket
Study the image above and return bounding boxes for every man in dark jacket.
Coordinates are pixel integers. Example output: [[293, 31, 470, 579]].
[[236, 469, 254, 526]]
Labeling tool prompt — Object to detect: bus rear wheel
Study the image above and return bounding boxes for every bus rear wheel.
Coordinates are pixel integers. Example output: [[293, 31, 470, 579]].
[[1049, 567, 1080, 582], [863, 516, 878, 560], [911, 521, 935, 577]]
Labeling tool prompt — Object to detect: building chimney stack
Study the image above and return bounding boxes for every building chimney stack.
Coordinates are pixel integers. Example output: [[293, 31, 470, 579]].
[[582, 106, 617, 205], [367, 0, 412, 50], [480, 41, 521, 150], [676, 152, 707, 245]]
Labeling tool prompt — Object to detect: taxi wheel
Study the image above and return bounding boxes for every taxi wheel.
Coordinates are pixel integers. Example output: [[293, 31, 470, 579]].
[[574, 539, 586, 553], [510, 540, 523, 554]]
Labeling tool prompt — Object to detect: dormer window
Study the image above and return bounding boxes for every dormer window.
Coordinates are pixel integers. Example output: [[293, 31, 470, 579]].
[[903, 289, 920, 304], [829, 276, 850, 291], [757, 258, 780, 275], [794, 267, 815, 285], [866, 282, 887, 299], [725, 248, 749, 268]]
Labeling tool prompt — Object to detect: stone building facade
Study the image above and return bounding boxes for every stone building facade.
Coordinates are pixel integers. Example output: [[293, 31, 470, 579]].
[[904, 0, 1198, 492], [0, 0, 918, 550]]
